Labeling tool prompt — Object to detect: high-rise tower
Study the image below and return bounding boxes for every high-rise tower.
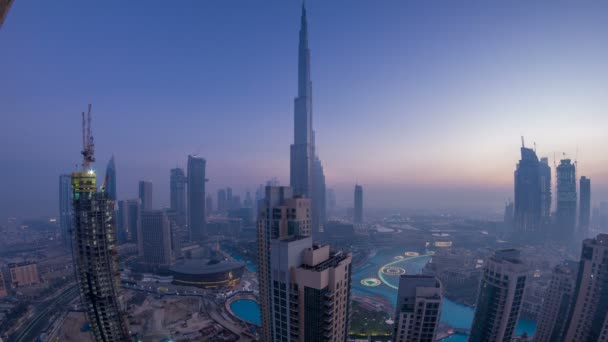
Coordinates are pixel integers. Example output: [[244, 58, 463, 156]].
[[187, 155, 207, 241], [138, 180, 153, 210], [539, 157, 552, 223], [579, 176, 591, 239], [59, 174, 73, 250], [290, 4, 314, 198], [312, 155, 326, 235], [71, 105, 130, 341], [556, 159, 577, 241], [513, 144, 542, 236], [104, 156, 117, 200], [393, 275, 443, 342], [170, 167, 187, 227], [354, 184, 363, 224]]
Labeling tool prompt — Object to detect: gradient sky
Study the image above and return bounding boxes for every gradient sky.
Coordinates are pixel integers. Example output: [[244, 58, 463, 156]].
[[2, 1, 608, 219]]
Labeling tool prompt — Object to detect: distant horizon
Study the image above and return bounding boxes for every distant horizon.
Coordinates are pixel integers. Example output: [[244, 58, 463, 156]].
[[2, 1, 608, 219]]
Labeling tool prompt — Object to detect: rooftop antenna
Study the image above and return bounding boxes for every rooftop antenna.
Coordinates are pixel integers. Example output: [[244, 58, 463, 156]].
[[81, 104, 95, 172], [521, 136, 525, 148]]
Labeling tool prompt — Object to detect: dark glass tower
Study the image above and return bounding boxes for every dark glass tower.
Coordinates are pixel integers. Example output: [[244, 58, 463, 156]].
[[579, 176, 591, 239], [556, 159, 576, 241], [138, 180, 153, 210], [170, 167, 187, 227], [354, 184, 363, 224], [513, 146, 541, 235], [187, 155, 206, 241], [104, 155, 117, 200], [539, 157, 552, 224]]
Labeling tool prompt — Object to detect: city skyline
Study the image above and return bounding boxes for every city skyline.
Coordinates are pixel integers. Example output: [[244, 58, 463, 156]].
[[2, 1, 608, 219]]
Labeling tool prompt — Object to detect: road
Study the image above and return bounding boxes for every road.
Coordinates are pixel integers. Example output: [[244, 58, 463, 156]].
[[9, 285, 80, 342]]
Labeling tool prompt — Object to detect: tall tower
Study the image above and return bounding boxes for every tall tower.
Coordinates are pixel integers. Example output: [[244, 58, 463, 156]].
[[170, 168, 187, 227], [556, 159, 577, 241], [393, 275, 443, 342], [539, 157, 552, 223], [71, 105, 130, 341], [187, 155, 207, 241], [563, 234, 608, 341], [469, 249, 527, 342], [579, 176, 591, 239], [139, 210, 173, 270], [59, 174, 73, 250], [290, 4, 314, 198], [513, 144, 542, 236], [138, 180, 153, 210], [533, 260, 577, 342], [104, 156, 117, 200], [312, 155, 326, 235], [257, 186, 311, 342], [354, 184, 363, 224]]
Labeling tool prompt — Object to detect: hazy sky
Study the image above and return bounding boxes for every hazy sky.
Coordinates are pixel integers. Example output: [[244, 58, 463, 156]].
[[2, 1, 608, 219]]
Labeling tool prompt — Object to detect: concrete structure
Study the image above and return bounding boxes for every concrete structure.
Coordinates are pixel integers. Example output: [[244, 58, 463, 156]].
[[354, 184, 363, 224], [104, 156, 117, 200], [187, 155, 207, 241], [556, 159, 577, 241], [393, 275, 442, 342], [290, 4, 314, 199], [513, 145, 541, 236], [117, 198, 140, 243], [59, 174, 73, 250], [170, 167, 187, 227], [563, 234, 608, 341], [139, 210, 173, 268], [579, 176, 591, 239], [534, 260, 577, 342], [470, 249, 527, 342], [257, 186, 311, 342], [138, 180, 153, 210], [270, 236, 352, 341], [71, 105, 130, 341], [539, 157, 552, 225], [8, 262, 39, 287]]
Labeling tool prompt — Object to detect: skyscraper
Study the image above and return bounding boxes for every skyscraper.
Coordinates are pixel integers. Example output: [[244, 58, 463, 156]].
[[579, 176, 591, 239], [117, 198, 141, 243], [217, 188, 227, 214], [563, 234, 608, 341], [71, 105, 130, 341], [533, 260, 577, 342], [138, 180, 153, 210], [290, 4, 314, 198], [139, 210, 173, 269], [469, 249, 527, 342], [59, 174, 72, 250], [556, 159, 577, 241], [257, 186, 311, 341], [539, 157, 552, 223], [513, 144, 542, 235], [269, 236, 352, 341], [170, 167, 187, 227], [187, 155, 207, 241], [354, 184, 363, 224], [393, 275, 443, 342], [104, 155, 117, 200], [312, 155, 326, 235]]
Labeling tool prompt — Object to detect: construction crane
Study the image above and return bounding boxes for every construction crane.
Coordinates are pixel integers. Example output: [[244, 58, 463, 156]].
[[81, 104, 95, 172]]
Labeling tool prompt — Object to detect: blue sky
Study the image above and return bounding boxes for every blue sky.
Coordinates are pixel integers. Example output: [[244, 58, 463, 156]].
[[1, 1, 608, 218]]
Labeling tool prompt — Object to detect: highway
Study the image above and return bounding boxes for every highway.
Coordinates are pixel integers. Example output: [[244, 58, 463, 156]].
[[9, 285, 80, 342]]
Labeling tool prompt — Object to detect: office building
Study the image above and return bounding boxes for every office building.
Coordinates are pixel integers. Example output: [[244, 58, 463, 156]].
[[188, 155, 207, 241], [139, 180, 153, 210], [469, 249, 527, 342], [170, 167, 187, 227], [533, 260, 577, 342], [71, 105, 130, 341], [513, 144, 541, 235], [117, 199, 140, 243], [290, 4, 314, 198], [579, 176, 591, 239], [563, 234, 608, 341], [354, 184, 363, 224], [139, 210, 173, 269], [257, 186, 311, 341], [539, 157, 552, 223], [393, 275, 442, 342], [270, 236, 352, 341], [59, 174, 73, 250], [217, 189, 227, 214], [104, 156, 117, 200], [8, 262, 39, 287], [556, 159, 577, 241], [312, 155, 326, 235]]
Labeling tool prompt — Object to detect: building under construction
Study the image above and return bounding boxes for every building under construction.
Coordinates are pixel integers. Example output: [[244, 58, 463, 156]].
[[71, 105, 130, 341]]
